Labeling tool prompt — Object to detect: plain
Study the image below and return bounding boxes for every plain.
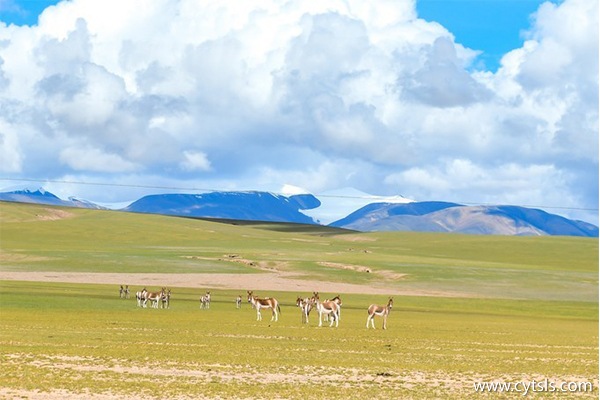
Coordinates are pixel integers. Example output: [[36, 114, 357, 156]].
[[0, 202, 598, 399]]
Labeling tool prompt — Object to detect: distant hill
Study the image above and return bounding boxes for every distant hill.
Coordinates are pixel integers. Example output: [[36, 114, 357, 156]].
[[329, 202, 599, 237], [1, 187, 596, 237], [0, 188, 105, 209], [122, 191, 321, 224]]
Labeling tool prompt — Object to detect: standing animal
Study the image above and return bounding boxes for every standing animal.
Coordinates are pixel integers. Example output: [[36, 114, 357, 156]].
[[124, 285, 130, 299], [313, 293, 339, 327], [119, 285, 124, 298], [235, 295, 242, 309], [366, 298, 394, 329], [200, 291, 211, 309], [331, 295, 342, 320], [144, 288, 165, 309], [296, 296, 314, 324], [136, 288, 147, 307], [247, 291, 280, 321], [161, 288, 171, 309]]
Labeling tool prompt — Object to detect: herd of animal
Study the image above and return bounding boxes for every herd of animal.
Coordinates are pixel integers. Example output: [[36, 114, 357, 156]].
[[119, 285, 394, 329]]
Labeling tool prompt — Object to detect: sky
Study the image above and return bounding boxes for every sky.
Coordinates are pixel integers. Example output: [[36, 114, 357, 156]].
[[0, 0, 597, 224]]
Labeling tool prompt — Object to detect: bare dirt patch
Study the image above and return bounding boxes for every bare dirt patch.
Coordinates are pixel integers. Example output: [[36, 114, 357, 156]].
[[0, 252, 54, 263], [35, 208, 76, 221], [317, 261, 406, 281], [0, 271, 470, 297]]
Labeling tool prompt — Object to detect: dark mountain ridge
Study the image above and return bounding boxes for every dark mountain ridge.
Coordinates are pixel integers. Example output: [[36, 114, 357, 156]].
[[122, 191, 320, 224]]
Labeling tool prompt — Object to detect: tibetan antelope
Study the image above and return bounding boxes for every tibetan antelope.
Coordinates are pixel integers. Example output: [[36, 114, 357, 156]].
[[136, 288, 147, 307], [366, 298, 394, 329], [247, 291, 280, 322], [124, 285, 130, 299], [119, 285, 125, 298], [235, 295, 242, 309], [200, 291, 211, 309], [313, 293, 339, 327], [143, 288, 165, 309]]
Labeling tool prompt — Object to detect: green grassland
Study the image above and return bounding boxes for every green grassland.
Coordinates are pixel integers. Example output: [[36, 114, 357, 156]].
[[0, 202, 598, 399]]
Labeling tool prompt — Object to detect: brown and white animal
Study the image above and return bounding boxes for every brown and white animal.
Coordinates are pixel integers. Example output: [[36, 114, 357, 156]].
[[366, 298, 394, 329], [313, 292, 339, 327], [161, 288, 171, 309], [235, 295, 242, 309], [296, 296, 314, 324], [144, 288, 165, 309], [124, 285, 130, 299], [136, 288, 147, 307], [199, 291, 211, 309], [247, 291, 280, 321], [331, 295, 342, 320]]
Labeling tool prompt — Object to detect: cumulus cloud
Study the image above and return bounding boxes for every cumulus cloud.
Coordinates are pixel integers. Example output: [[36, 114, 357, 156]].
[[180, 150, 211, 172], [0, 0, 596, 223], [59, 145, 138, 172]]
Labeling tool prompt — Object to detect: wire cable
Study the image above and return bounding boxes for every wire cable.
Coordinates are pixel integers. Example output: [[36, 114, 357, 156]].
[[1, 177, 598, 212]]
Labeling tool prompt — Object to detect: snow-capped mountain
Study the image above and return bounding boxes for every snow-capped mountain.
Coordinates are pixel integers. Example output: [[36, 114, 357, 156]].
[[0, 187, 105, 209], [329, 202, 599, 237], [300, 187, 413, 224]]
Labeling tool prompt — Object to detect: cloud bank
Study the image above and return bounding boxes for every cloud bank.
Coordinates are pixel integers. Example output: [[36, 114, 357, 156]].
[[0, 0, 597, 223]]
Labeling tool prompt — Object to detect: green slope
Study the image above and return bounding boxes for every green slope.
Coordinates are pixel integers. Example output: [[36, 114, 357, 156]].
[[1, 201, 597, 301]]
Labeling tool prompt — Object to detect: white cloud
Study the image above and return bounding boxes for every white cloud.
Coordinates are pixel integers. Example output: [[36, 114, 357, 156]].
[[180, 150, 211, 172], [0, 120, 22, 172], [0, 0, 596, 223], [384, 159, 577, 211], [59, 146, 138, 172]]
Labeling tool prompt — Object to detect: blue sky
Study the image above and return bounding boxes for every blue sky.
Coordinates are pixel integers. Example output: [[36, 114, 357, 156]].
[[0, 0, 597, 224], [417, 0, 551, 71]]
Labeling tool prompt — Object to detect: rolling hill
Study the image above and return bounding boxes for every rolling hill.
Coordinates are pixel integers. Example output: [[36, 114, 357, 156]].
[[329, 202, 599, 237]]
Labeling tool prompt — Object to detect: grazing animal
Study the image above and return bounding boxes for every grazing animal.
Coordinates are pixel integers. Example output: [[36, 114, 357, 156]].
[[247, 291, 280, 322], [313, 293, 339, 327], [200, 291, 211, 309], [366, 298, 394, 329], [235, 295, 242, 309]]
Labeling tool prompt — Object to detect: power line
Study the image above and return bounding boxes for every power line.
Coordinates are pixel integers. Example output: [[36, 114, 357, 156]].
[[0, 177, 598, 212]]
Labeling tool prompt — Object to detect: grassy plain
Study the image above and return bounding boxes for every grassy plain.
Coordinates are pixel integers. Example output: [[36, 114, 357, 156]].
[[0, 202, 598, 399]]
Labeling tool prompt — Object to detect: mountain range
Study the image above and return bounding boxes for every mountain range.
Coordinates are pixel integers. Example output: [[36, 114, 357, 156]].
[[0, 187, 597, 237], [0, 188, 106, 210], [329, 201, 598, 237]]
